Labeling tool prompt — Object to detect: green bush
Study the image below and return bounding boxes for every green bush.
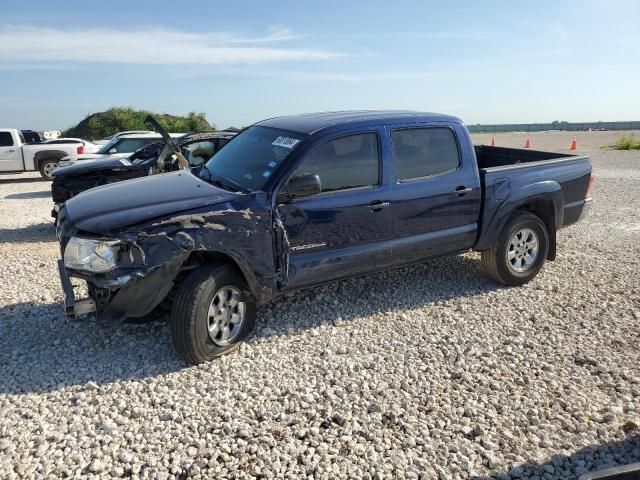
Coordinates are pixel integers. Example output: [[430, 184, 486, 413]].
[[62, 107, 214, 140], [612, 135, 640, 150]]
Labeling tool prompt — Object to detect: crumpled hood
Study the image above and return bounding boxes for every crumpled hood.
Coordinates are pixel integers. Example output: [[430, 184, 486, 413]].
[[53, 157, 136, 177], [62, 153, 129, 162], [65, 170, 239, 234], [74, 153, 108, 161]]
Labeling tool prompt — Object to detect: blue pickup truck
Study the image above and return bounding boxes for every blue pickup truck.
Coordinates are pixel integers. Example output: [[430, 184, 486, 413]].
[[56, 111, 593, 364]]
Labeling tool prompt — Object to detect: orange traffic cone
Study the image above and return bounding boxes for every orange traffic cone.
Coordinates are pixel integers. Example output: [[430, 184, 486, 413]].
[[524, 136, 531, 149], [570, 135, 577, 150], [491, 136, 496, 147]]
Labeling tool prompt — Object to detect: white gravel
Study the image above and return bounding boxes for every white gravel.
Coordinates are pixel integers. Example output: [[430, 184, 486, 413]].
[[1, 131, 639, 479]]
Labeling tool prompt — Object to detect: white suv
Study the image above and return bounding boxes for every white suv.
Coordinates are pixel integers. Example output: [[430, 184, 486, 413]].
[[59, 133, 184, 166], [93, 130, 156, 146]]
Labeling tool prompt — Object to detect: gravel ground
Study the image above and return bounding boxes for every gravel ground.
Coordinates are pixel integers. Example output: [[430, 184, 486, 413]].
[[0, 131, 639, 479]]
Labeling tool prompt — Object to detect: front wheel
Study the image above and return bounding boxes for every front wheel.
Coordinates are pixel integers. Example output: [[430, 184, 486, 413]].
[[481, 211, 549, 286], [170, 264, 256, 364], [39, 159, 59, 180]]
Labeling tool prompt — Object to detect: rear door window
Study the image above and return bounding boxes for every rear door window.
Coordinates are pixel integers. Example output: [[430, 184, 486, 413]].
[[392, 128, 460, 181], [0, 132, 15, 147], [290, 133, 379, 194]]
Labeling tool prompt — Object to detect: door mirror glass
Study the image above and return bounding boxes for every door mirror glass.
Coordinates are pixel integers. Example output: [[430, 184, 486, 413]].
[[108, 148, 117, 154], [282, 173, 321, 201]]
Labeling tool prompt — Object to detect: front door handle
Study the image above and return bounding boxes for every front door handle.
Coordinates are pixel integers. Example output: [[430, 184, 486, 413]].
[[369, 201, 390, 211], [454, 186, 472, 196], [7, 149, 15, 153]]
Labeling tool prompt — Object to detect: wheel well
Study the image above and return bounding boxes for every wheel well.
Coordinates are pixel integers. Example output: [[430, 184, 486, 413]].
[[34, 150, 67, 169], [517, 200, 557, 261], [180, 251, 257, 299]]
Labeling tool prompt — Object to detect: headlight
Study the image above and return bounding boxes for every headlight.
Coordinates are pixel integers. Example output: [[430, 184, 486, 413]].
[[64, 237, 120, 273]]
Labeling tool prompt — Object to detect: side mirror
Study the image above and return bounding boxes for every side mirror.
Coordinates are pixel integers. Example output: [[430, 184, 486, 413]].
[[280, 173, 321, 202], [108, 148, 117, 154]]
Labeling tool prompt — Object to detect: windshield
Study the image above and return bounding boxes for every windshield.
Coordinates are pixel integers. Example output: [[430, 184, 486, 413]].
[[201, 126, 306, 191]]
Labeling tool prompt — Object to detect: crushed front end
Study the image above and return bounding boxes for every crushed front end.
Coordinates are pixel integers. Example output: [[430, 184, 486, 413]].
[[56, 207, 193, 323]]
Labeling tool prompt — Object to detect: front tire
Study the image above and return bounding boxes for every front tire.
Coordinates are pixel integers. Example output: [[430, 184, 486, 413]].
[[481, 211, 549, 286], [39, 159, 59, 180], [170, 264, 256, 365]]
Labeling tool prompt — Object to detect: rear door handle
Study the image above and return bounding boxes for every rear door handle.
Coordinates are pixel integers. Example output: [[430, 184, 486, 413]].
[[7, 149, 15, 153], [454, 186, 472, 196], [369, 201, 390, 211]]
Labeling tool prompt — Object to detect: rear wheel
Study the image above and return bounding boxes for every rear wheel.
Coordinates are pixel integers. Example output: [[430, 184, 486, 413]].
[[481, 211, 549, 286], [170, 264, 256, 364], [39, 159, 59, 180]]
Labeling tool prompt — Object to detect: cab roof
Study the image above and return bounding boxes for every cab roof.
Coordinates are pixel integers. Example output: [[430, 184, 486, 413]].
[[254, 110, 462, 135]]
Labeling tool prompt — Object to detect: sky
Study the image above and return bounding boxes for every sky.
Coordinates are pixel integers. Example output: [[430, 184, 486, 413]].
[[0, 0, 638, 131]]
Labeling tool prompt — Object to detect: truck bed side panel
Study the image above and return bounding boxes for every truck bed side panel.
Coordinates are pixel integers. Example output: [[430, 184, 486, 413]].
[[475, 156, 592, 251]]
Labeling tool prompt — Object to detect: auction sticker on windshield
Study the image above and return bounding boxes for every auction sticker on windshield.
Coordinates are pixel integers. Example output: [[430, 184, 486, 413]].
[[272, 136, 300, 149]]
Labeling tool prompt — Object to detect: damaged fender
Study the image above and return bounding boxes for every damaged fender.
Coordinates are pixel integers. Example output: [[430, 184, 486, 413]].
[[88, 201, 279, 322], [57, 167, 287, 326]]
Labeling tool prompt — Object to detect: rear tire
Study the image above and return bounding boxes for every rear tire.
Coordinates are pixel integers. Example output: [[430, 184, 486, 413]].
[[39, 159, 59, 180], [170, 264, 256, 365], [481, 211, 549, 286]]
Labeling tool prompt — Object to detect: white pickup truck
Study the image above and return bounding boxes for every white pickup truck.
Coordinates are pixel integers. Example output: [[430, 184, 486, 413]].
[[0, 129, 97, 179]]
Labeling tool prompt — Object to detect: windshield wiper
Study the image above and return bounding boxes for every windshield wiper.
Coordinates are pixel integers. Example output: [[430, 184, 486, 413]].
[[211, 178, 239, 192], [200, 167, 248, 193]]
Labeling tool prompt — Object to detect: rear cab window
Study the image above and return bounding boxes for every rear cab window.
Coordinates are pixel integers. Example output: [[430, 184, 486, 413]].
[[392, 127, 460, 181], [289, 132, 380, 194]]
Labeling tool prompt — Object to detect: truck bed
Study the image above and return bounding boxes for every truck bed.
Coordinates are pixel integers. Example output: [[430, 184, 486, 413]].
[[474, 144, 592, 253], [475, 145, 580, 170]]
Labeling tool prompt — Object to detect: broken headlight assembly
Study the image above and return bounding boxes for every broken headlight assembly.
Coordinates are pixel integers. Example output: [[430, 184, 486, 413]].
[[63, 237, 121, 273]]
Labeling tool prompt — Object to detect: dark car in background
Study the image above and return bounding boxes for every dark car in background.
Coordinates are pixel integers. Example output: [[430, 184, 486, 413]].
[[50, 130, 236, 217]]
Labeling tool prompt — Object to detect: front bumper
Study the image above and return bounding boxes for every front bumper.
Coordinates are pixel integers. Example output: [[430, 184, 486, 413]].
[[58, 260, 96, 319], [56, 209, 195, 323], [57, 259, 184, 323]]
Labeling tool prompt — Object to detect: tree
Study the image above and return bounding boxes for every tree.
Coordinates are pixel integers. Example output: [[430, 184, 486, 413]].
[[61, 107, 215, 140]]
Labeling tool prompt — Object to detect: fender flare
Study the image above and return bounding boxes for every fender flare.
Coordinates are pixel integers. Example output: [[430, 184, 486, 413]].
[[189, 248, 271, 304], [476, 180, 562, 254]]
